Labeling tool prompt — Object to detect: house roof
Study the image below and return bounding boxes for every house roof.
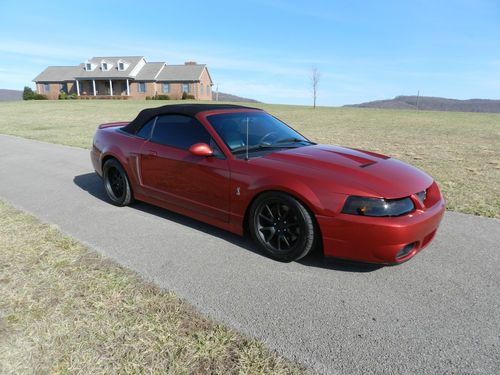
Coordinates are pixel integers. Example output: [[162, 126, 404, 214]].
[[33, 57, 213, 84], [156, 64, 207, 82], [122, 104, 259, 134], [135, 62, 166, 81], [74, 56, 145, 79], [32, 66, 81, 82]]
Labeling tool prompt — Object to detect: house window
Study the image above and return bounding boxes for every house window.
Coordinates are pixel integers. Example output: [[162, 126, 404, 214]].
[[118, 62, 125, 71], [43, 83, 50, 92], [138, 82, 146, 93], [163, 83, 170, 93], [102, 63, 108, 71], [182, 83, 189, 93], [200, 83, 204, 96], [85, 63, 92, 71], [206, 85, 210, 95]]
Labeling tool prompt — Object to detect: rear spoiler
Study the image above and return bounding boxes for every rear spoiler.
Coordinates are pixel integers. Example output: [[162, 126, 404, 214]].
[[98, 122, 130, 129]]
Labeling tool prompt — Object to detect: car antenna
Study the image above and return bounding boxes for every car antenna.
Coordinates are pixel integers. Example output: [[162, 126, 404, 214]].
[[245, 117, 249, 161]]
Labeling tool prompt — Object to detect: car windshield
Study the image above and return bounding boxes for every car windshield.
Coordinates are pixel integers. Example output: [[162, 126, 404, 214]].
[[206, 111, 314, 157]]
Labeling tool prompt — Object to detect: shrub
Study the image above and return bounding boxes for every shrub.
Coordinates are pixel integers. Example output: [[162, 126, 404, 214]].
[[33, 93, 48, 100], [181, 92, 195, 100], [145, 96, 152, 100], [22, 86, 35, 100], [154, 94, 170, 100], [58, 91, 68, 100], [23, 86, 47, 100]]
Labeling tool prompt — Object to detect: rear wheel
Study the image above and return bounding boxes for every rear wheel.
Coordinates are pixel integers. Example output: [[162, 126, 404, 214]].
[[103, 159, 133, 206], [249, 192, 316, 262]]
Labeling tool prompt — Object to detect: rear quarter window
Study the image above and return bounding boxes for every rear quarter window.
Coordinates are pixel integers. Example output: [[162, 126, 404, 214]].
[[136, 118, 155, 139]]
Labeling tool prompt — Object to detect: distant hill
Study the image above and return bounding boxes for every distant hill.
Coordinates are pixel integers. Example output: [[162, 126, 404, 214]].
[[212, 92, 260, 103], [0, 89, 22, 101], [345, 95, 500, 113]]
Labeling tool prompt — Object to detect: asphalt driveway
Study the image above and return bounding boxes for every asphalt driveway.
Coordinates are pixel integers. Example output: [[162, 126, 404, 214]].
[[0, 135, 498, 374]]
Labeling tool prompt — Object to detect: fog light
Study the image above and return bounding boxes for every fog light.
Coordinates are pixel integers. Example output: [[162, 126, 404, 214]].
[[396, 242, 416, 259]]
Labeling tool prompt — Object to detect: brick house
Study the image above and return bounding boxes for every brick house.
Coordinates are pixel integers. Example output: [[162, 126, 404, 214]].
[[33, 56, 213, 100]]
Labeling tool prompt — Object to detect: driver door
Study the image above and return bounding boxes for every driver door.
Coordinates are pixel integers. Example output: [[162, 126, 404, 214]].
[[140, 114, 230, 222]]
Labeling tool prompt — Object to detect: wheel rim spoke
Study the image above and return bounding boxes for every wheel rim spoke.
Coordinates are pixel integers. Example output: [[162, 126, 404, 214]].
[[259, 213, 273, 223], [256, 199, 301, 253], [108, 168, 124, 198], [264, 204, 274, 219], [281, 235, 290, 247]]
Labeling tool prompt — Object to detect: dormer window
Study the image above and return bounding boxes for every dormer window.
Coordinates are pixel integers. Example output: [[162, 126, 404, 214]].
[[118, 62, 125, 71], [85, 63, 92, 71], [101, 62, 108, 71]]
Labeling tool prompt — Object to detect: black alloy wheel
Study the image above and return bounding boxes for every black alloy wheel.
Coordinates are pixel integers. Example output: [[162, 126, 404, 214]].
[[249, 192, 316, 262], [103, 159, 133, 206]]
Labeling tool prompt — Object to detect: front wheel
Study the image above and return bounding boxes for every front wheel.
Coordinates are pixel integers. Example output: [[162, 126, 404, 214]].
[[249, 192, 317, 262], [103, 159, 133, 206]]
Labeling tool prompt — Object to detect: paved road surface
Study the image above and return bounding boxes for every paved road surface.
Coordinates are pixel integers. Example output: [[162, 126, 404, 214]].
[[0, 135, 498, 374]]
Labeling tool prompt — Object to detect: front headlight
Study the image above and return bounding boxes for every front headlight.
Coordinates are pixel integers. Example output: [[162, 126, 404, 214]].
[[342, 196, 415, 217]]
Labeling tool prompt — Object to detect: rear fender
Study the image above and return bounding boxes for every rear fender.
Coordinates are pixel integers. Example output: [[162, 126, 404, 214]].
[[100, 145, 131, 176]]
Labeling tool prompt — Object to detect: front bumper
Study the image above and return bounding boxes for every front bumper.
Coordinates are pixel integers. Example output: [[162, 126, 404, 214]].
[[317, 195, 445, 264]]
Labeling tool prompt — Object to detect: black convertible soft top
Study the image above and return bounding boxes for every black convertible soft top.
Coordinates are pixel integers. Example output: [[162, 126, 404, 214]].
[[121, 103, 260, 134]]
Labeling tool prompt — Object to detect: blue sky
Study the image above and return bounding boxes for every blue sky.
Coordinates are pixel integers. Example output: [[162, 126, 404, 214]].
[[0, 0, 498, 105]]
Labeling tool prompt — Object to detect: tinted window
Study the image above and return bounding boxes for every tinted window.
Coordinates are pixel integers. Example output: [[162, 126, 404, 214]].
[[207, 112, 309, 152], [136, 117, 155, 139], [150, 115, 211, 150]]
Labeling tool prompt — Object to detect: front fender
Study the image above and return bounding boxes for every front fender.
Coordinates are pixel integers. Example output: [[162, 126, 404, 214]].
[[244, 175, 346, 218]]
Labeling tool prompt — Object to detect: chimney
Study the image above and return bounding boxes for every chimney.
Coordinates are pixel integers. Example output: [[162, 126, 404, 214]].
[[184, 61, 197, 65]]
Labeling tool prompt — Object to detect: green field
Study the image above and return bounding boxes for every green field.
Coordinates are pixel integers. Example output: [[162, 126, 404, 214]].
[[0, 100, 498, 218]]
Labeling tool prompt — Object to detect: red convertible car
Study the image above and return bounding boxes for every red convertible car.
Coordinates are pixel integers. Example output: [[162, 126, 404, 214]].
[[91, 104, 444, 264]]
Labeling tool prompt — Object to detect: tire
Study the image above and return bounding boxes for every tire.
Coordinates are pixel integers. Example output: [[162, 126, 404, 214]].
[[249, 192, 316, 262], [103, 159, 133, 206]]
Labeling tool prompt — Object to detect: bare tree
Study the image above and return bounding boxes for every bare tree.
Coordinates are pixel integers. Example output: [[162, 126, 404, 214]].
[[311, 67, 321, 109]]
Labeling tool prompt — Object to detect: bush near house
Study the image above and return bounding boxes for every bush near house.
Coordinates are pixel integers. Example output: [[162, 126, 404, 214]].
[[155, 94, 170, 100], [182, 92, 195, 100], [146, 95, 171, 100], [22, 86, 47, 100], [58, 92, 78, 100]]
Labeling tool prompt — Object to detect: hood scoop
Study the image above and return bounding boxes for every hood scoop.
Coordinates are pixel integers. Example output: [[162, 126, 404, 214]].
[[326, 150, 377, 168]]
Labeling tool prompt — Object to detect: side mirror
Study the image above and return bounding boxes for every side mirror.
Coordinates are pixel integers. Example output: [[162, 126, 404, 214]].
[[189, 143, 214, 157]]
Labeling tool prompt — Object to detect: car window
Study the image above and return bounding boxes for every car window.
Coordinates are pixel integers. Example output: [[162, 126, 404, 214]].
[[150, 114, 211, 150], [207, 112, 310, 153], [136, 117, 155, 139]]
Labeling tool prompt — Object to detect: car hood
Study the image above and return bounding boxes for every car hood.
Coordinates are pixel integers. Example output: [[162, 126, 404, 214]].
[[262, 145, 433, 198]]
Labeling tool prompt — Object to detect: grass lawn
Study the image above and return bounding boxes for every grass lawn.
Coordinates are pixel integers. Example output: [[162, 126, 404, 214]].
[[0, 200, 308, 375], [0, 100, 498, 218]]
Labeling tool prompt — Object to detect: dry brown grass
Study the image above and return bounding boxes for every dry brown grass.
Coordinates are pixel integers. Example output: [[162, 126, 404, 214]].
[[0, 201, 309, 375], [0, 100, 498, 217]]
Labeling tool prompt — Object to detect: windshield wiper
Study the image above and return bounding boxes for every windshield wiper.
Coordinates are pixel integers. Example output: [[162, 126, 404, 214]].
[[233, 144, 276, 154], [274, 137, 315, 144], [232, 143, 297, 154]]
